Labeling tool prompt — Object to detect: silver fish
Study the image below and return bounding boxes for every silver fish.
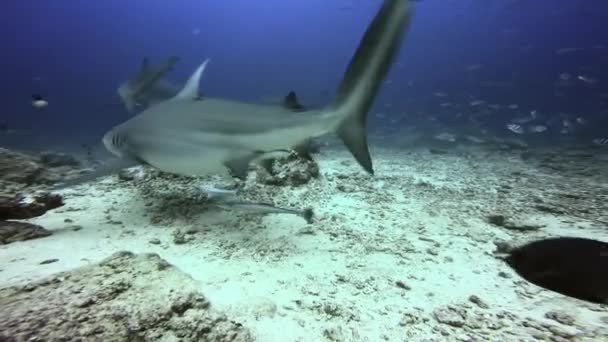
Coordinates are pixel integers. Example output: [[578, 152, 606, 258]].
[[506, 124, 524, 134], [593, 137, 608, 146], [200, 186, 313, 223], [528, 125, 547, 133], [102, 0, 413, 179]]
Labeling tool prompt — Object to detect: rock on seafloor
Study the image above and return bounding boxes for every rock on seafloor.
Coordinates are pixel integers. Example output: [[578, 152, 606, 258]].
[[0, 192, 64, 220], [0, 251, 253, 342], [255, 151, 320, 186], [0, 147, 83, 191], [0, 220, 52, 245]]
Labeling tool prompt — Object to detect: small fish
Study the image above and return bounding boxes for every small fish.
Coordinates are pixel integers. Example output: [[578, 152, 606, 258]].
[[464, 135, 485, 144], [31, 94, 48, 108], [593, 137, 608, 146], [562, 119, 572, 128], [506, 124, 524, 134], [466, 64, 482, 71], [505, 237, 608, 304], [375, 112, 386, 119], [559, 73, 571, 81], [576, 117, 587, 125], [528, 125, 547, 133], [469, 100, 485, 106], [439, 102, 452, 107], [530, 110, 537, 119], [433, 92, 448, 97], [507, 104, 519, 110], [434, 132, 456, 142], [577, 75, 598, 84], [555, 47, 582, 55]]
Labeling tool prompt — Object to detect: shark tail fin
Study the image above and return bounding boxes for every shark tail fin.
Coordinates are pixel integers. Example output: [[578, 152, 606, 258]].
[[330, 0, 412, 174]]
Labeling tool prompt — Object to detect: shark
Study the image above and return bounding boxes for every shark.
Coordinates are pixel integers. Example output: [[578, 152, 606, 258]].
[[101, 0, 412, 180], [117, 56, 182, 112]]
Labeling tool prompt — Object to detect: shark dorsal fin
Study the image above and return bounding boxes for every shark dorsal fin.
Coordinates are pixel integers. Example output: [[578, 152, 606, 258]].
[[173, 58, 210, 100]]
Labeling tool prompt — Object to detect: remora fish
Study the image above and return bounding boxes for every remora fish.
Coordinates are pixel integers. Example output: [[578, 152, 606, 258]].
[[201, 186, 314, 223], [117, 56, 181, 112], [212, 200, 314, 224], [102, 0, 413, 179]]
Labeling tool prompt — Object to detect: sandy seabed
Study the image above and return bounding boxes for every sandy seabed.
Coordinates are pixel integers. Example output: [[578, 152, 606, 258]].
[[1, 143, 607, 341]]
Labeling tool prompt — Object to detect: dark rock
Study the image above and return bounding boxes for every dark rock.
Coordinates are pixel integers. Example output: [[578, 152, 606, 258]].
[[487, 215, 506, 226], [39, 258, 59, 265], [433, 306, 466, 327], [0, 221, 52, 245], [493, 240, 514, 254], [487, 215, 544, 232], [0, 193, 63, 220], [468, 295, 489, 309]]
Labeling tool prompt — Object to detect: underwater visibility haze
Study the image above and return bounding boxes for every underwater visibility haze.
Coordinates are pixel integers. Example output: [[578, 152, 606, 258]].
[[1, 0, 608, 341]]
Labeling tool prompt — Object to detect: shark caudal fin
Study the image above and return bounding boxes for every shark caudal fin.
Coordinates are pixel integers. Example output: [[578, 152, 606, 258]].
[[331, 0, 412, 174]]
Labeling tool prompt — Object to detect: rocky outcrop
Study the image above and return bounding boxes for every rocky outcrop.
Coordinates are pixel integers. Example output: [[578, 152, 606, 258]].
[[0, 148, 82, 189], [0, 251, 253, 342], [255, 151, 319, 186], [0, 220, 52, 245], [0, 193, 63, 220], [0, 193, 63, 244]]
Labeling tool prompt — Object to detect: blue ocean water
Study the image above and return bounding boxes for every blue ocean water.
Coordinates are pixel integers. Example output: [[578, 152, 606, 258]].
[[2, 0, 607, 152]]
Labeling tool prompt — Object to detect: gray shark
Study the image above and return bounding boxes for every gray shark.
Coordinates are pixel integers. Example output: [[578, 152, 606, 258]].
[[103, 0, 413, 179], [117, 56, 181, 112]]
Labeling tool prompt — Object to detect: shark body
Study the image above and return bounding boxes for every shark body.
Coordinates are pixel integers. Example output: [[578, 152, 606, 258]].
[[104, 0, 412, 179]]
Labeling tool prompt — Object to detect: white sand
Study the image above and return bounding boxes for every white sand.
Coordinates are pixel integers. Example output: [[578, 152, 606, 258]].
[[1, 145, 607, 341]]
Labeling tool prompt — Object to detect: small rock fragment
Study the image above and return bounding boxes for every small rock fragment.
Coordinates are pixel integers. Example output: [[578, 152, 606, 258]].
[[39, 258, 59, 265]]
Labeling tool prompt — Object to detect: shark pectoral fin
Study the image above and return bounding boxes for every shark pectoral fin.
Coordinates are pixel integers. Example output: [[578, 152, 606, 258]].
[[224, 153, 260, 179], [173, 58, 210, 100], [283, 91, 305, 111]]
